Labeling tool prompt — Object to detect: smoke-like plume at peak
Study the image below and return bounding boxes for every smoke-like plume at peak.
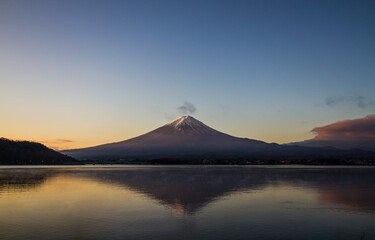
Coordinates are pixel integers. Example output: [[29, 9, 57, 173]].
[[177, 102, 197, 115]]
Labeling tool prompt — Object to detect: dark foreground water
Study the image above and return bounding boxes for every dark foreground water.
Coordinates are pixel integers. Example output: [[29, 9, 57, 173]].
[[0, 166, 375, 240]]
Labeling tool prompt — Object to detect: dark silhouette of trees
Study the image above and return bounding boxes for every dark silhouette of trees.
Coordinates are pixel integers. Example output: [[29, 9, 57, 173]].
[[0, 138, 77, 165]]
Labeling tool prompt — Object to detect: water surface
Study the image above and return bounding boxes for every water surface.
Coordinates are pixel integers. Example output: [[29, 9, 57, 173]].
[[0, 165, 374, 240]]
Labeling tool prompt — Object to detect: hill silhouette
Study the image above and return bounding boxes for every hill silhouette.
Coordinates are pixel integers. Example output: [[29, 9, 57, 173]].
[[0, 138, 77, 165]]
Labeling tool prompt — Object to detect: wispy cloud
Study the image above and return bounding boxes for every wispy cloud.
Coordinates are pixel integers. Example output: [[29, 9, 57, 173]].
[[325, 95, 374, 109], [42, 139, 74, 144], [55, 139, 73, 143], [40, 139, 75, 150], [177, 102, 197, 115]]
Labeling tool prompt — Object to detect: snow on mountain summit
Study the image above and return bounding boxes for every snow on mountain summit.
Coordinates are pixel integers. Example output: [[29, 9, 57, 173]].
[[166, 116, 200, 127], [164, 116, 218, 134]]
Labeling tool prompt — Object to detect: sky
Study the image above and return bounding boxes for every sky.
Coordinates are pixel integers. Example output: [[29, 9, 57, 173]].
[[1, 0, 375, 150]]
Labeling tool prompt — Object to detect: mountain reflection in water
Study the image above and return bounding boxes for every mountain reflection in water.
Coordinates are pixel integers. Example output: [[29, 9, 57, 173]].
[[0, 166, 375, 240]]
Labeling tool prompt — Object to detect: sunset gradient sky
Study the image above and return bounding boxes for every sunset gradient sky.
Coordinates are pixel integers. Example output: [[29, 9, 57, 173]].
[[1, 0, 375, 150]]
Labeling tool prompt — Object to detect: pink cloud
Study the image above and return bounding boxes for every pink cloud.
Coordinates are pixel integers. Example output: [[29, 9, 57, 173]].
[[292, 114, 375, 151], [312, 114, 375, 142]]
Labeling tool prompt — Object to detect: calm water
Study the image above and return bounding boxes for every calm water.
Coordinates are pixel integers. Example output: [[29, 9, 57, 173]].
[[0, 166, 375, 240]]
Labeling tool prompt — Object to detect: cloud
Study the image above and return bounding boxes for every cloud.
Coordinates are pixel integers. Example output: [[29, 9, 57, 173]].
[[40, 139, 75, 151], [292, 115, 375, 151], [311, 114, 375, 141], [177, 102, 197, 115], [55, 139, 74, 143], [325, 96, 374, 109], [42, 139, 74, 144]]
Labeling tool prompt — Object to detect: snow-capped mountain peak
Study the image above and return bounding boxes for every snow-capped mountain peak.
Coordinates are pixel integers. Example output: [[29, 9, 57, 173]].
[[164, 116, 218, 134], [166, 116, 199, 127]]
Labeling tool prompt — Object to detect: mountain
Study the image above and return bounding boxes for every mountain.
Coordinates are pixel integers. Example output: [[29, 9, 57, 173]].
[[61, 116, 375, 163], [62, 116, 275, 160], [0, 138, 77, 165]]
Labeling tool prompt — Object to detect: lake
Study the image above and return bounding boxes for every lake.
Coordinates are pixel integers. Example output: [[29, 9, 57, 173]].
[[0, 165, 374, 240]]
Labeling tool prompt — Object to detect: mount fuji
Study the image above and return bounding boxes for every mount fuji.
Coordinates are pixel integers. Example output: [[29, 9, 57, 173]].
[[61, 116, 375, 162]]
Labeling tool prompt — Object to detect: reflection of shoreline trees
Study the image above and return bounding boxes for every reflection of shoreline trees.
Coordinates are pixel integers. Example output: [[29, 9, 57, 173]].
[[1, 167, 375, 215], [0, 169, 56, 193]]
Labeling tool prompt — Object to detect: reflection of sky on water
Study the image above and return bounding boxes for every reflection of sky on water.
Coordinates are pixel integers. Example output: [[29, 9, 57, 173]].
[[0, 166, 375, 240], [1, 166, 375, 215]]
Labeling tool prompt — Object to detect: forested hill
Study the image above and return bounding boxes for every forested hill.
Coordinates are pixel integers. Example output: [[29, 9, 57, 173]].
[[0, 138, 77, 165]]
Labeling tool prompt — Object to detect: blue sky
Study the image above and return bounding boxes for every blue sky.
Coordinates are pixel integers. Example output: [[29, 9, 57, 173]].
[[1, 0, 374, 149]]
